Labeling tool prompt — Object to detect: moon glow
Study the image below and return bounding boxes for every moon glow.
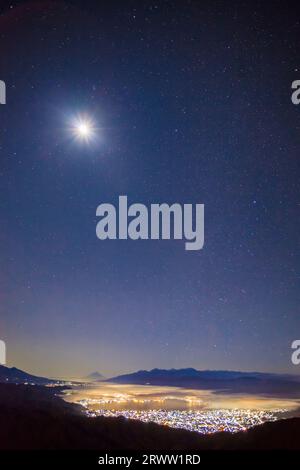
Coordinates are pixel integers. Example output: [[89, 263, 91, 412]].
[[71, 116, 96, 143]]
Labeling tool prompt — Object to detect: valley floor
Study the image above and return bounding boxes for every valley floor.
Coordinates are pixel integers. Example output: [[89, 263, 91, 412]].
[[0, 383, 300, 450]]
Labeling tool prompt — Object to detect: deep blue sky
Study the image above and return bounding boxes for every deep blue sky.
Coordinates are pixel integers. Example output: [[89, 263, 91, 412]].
[[0, 0, 299, 377]]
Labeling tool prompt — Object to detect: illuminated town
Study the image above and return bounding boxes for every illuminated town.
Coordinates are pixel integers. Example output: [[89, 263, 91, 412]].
[[78, 400, 285, 434]]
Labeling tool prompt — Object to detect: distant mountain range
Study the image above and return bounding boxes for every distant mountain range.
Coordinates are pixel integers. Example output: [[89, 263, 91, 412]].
[[0, 365, 56, 385], [109, 368, 300, 397], [2, 364, 300, 398]]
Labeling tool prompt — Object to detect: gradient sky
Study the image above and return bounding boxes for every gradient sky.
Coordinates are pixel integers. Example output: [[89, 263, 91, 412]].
[[0, 0, 299, 378]]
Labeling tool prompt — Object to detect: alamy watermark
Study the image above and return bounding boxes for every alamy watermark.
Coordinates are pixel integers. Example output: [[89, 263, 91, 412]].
[[0, 82, 6, 365], [96, 196, 204, 251], [0, 81, 6, 365], [0, 80, 6, 104], [0, 340, 6, 365], [291, 340, 300, 365]]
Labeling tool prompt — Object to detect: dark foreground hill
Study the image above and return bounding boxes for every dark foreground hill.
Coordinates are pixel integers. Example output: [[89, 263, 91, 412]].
[[0, 383, 300, 450]]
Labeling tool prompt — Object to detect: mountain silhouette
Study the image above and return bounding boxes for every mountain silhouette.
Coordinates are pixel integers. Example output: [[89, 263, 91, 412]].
[[86, 371, 104, 381], [109, 368, 300, 397], [0, 365, 56, 385]]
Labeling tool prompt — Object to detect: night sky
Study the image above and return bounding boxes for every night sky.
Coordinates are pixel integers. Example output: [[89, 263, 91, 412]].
[[0, 0, 299, 377]]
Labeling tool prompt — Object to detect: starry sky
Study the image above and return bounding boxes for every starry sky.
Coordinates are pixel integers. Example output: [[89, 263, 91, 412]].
[[0, 0, 299, 378]]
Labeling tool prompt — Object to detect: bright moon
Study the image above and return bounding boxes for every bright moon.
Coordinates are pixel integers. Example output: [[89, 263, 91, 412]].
[[77, 122, 91, 137], [71, 116, 96, 143]]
